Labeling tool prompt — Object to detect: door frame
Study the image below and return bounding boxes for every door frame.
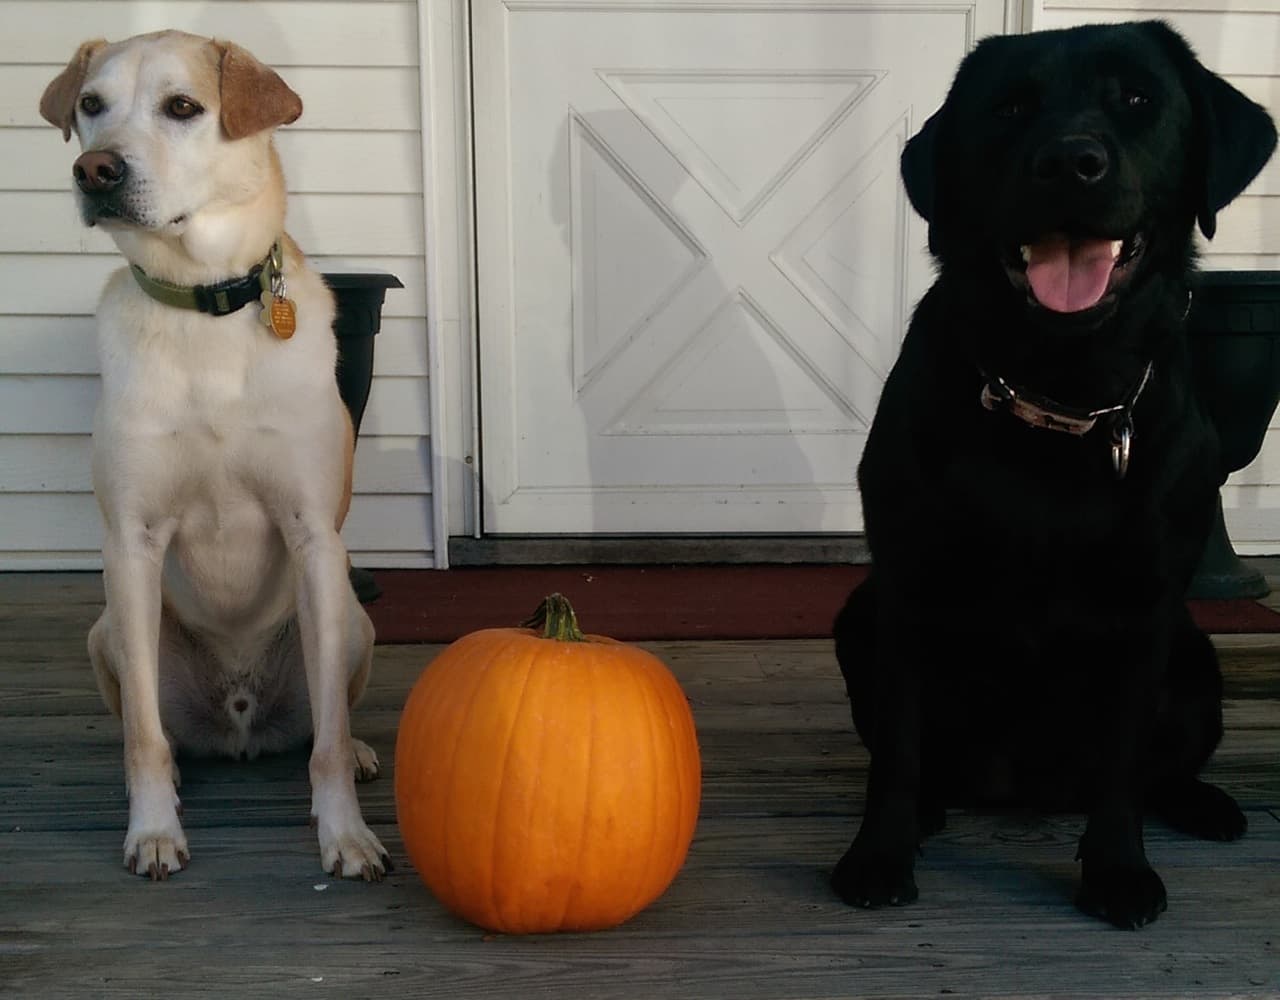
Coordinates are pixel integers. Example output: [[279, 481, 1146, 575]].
[[421, 0, 1029, 564], [420, 0, 483, 567]]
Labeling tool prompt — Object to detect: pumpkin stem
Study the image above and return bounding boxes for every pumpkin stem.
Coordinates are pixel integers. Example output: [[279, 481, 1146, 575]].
[[522, 593, 586, 642]]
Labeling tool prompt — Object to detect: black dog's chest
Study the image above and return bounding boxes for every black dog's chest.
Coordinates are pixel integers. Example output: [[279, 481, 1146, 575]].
[[942, 423, 1155, 553]]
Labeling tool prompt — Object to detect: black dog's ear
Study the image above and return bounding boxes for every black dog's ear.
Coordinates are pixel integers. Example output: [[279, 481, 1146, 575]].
[[1146, 21, 1277, 240], [1192, 66, 1276, 239], [901, 108, 944, 254]]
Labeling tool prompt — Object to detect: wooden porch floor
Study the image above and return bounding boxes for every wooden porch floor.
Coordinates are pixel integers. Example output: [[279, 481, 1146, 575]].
[[1, 572, 1277, 999]]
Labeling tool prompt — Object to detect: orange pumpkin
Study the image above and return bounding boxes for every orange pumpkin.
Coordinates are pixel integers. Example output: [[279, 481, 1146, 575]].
[[394, 594, 701, 933]]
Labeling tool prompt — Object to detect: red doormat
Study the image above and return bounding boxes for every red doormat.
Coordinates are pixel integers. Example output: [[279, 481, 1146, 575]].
[[362, 566, 1280, 643]]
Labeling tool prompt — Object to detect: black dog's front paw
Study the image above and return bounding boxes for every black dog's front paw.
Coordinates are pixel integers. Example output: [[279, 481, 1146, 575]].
[[831, 841, 919, 908], [1076, 862, 1167, 929]]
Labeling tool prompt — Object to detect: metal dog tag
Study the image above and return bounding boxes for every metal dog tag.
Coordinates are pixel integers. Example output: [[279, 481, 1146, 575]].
[[257, 241, 297, 339], [258, 288, 296, 339], [269, 296, 297, 339]]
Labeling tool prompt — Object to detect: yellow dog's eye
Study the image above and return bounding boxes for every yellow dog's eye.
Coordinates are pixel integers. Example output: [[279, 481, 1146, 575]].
[[79, 93, 104, 116], [165, 96, 203, 120]]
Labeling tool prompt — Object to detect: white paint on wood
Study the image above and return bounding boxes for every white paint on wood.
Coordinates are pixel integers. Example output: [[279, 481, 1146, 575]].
[[0, 376, 99, 434], [0, 1, 419, 67], [473, 0, 1014, 533], [356, 377, 433, 438], [0, 318, 98, 374], [0, 436, 92, 492], [370, 319, 430, 378]]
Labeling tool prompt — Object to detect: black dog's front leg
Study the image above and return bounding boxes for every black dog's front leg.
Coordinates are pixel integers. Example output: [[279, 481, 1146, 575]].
[[1076, 812, 1166, 929], [1075, 647, 1167, 929], [832, 615, 924, 908]]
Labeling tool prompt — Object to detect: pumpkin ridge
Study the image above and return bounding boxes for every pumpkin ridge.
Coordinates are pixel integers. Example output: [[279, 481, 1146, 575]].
[[513, 642, 560, 932], [555, 654, 598, 929], [486, 638, 541, 931], [438, 633, 517, 923], [655, 669, 698, 889], [426, 644, 470, 918], [622, 659, 663, 923]]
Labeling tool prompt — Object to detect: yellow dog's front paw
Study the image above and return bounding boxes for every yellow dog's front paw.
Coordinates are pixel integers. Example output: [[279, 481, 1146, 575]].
[[124, 827, 189, 880], [317, 819, 390, 882], [124, 779, 188, 879]]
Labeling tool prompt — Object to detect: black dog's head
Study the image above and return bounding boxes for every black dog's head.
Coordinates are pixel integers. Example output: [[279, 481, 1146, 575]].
[[903, 21, 1275, 331]]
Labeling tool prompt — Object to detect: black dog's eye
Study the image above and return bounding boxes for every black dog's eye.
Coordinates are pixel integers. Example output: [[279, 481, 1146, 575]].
[[994, 96, 1034, 120], [1122, 89, 1150, 109], [78, 93, 104, 117], [164, 96, 204, 121]]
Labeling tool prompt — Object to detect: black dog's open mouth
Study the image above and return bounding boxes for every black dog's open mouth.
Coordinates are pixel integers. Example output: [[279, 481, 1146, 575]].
[[1003, 233, 1146, 315]]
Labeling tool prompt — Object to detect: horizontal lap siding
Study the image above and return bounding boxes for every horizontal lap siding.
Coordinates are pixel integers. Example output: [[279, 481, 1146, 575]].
[[1033, 0, 1280, 552], [0, 0, 434, 569]]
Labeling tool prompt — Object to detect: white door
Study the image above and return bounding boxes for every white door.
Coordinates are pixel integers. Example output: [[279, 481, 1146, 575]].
[[473, 0, 1011, 534]]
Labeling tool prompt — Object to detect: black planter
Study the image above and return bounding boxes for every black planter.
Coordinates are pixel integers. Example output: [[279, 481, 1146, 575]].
[[323, 272, 405, 603], [1187, 270, 1280, 599]]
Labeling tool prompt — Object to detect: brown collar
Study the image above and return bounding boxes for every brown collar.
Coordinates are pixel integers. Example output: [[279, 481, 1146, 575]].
[[978, 362, 1153, 478]]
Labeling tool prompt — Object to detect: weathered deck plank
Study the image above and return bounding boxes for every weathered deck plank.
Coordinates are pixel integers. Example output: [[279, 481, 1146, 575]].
[[1, 573, 1278, 999]]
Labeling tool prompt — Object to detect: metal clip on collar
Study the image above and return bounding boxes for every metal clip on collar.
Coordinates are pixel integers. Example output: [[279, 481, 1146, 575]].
[[1111, 415, 1133, 481]]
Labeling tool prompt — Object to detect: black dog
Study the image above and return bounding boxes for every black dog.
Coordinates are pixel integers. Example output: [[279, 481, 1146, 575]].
[[831, 21, 1276, 929]]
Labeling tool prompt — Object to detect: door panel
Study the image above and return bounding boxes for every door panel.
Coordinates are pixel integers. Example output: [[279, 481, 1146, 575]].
[[473, 1, 1008, 533]]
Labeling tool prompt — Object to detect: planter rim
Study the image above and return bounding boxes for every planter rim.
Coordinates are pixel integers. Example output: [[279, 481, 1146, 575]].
[[321, 272, 405, 291], [1193, 270, 1280, 288]]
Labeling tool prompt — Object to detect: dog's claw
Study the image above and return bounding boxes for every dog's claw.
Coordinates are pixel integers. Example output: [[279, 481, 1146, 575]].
[[319, 820, 389, 881], [831, 842, 919, 908], [352, 739, 381, 783], [1077, 863, 1167, 929]]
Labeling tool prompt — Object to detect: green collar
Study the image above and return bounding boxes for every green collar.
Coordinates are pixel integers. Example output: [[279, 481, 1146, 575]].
[[129, 241, 280, 317]]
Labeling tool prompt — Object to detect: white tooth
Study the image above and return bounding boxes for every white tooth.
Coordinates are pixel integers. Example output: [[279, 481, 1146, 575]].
[[1020, 245, 1031, 264], [1111, 240, 1123, 259]]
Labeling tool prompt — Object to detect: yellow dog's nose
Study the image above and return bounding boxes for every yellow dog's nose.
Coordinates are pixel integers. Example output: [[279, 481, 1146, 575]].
[[73, 149, 126, 193]]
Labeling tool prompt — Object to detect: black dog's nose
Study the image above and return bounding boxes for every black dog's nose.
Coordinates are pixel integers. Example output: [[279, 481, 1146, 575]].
[[1032, 135, 1110, 186], [73, 150, 127, 193]]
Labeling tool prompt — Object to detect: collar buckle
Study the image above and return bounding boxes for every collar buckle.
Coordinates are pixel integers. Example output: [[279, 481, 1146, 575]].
[[129, 241, 281, 319]]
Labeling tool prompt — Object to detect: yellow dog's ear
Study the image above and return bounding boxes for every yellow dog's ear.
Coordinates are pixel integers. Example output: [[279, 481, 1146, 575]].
[[40, 39, 108, 141], [216, 40, 302, 140]]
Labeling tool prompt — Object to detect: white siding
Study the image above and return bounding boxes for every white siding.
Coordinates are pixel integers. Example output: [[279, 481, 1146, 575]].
[[0, 0, 435, 569], [1030, 1, 1280, 553]]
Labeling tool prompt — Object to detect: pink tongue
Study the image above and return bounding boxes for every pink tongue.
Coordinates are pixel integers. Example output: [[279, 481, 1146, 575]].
[[1024, 236, 1116, 313]]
